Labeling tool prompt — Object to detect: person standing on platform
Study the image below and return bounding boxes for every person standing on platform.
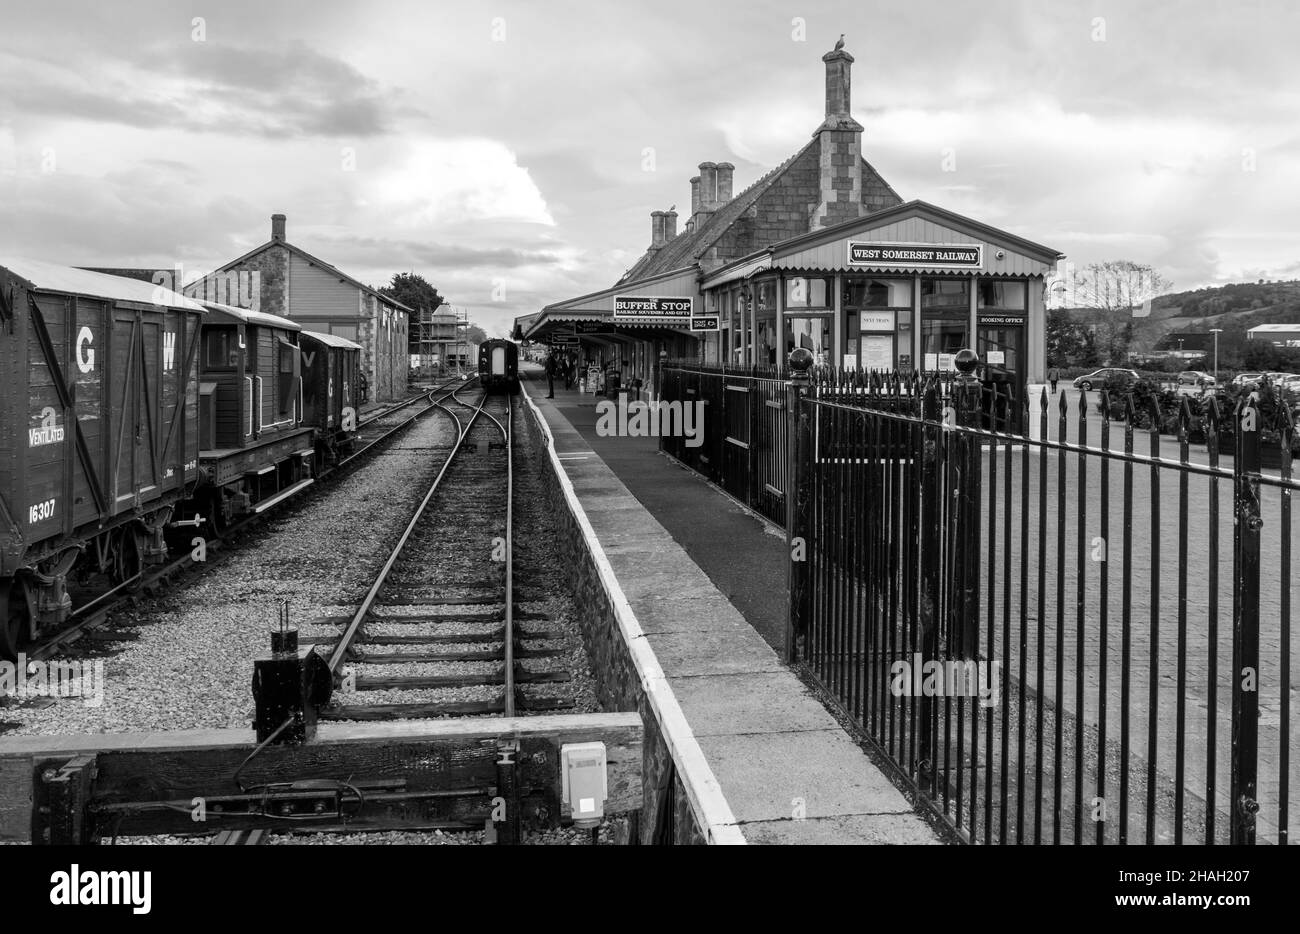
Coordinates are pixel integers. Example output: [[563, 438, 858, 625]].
[[544, 352, 556, 398], [1049, 366, 1060, 395]]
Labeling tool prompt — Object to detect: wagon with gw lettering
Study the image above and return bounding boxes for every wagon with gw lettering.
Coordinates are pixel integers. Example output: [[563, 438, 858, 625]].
[[0, 260, 204, 657]]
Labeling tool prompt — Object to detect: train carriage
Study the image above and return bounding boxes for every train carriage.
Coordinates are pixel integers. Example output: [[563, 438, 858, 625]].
[[0, 260, 204, 656], [478, 338, 519, 393], [299, 330, 362, 468], [187, 302, 315, 532]]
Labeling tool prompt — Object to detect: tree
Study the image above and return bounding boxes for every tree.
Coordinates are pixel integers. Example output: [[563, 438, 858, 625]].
[[1046, 308, 1100, 367], [379, 272, 444, 313], [1053, 260, 1171, 365], [466, 324, 488, 346]]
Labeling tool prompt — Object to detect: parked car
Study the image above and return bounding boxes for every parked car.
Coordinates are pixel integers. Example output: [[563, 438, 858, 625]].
[[1233, 372, 1264, 388], [1177, 370, 1217, 389], [1073, 368, 1140, 391]]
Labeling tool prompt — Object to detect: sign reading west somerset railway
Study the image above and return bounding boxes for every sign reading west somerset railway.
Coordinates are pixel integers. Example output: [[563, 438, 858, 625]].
[[847, 242, 983, 268], [613, 295, 694, 321]]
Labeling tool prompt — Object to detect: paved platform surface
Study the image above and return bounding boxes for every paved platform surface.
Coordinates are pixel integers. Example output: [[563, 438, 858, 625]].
[[523, 370, 939, 844]]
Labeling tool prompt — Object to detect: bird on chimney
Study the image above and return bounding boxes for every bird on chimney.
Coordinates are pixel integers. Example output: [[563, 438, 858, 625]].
[[834, 33, 845, 50], [669, 204, 676, 212]]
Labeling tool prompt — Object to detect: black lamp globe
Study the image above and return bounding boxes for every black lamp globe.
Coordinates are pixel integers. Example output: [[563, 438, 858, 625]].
[[954, 348, 979, 375], [788, 347, 814, 372]]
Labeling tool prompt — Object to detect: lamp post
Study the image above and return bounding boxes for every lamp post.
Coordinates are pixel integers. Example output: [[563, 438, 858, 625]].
[[1210, 328, 1223, 385]]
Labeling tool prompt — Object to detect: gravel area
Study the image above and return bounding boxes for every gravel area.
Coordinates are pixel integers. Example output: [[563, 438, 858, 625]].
[[0, 417, 458, 736]]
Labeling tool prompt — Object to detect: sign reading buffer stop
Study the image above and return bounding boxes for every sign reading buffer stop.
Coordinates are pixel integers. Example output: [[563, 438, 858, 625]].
[[847, 242, 983, 269], [613, 295, 694, 322]]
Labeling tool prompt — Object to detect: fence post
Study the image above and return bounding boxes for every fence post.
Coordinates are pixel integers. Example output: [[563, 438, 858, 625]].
[[953, 349, 983, 661], [1231, 393, 1261, 844], [785, 348, 814, 663], [918, 377, 943, 793], [749, 369, 760, 508]]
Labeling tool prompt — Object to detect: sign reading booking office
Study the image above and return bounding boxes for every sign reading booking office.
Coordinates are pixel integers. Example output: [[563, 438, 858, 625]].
[[848, 242, 982, 269]]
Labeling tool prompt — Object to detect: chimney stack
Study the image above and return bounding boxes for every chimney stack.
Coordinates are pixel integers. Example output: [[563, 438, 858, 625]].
[[823, 47, 854, 120], [650, 210, 666, 249], [715, 163, 735, 204], [664, 209, 678, 241], [813, 45, 865, 229], [689, 176, 702, 218], [271, 213, 286, 242]]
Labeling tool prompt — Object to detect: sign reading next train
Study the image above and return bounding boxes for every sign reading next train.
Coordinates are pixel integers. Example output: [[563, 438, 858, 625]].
[[613, 295, 693, 320], [848, 242, 982, 268]]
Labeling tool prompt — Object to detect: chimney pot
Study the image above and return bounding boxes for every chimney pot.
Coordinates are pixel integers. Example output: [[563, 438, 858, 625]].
[[650, 210, 666, 249], [715, 163, 735, 204], [664, 210, 678, 241], [698, 162, 718, 210], [271, 213, 286, 242]]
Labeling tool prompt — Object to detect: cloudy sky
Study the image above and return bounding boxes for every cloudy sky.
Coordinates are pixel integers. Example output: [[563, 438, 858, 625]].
[[1, 0, 1296, 335]]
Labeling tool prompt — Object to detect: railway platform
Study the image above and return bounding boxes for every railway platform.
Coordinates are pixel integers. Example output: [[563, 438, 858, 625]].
[[521, 368, 939, 844]]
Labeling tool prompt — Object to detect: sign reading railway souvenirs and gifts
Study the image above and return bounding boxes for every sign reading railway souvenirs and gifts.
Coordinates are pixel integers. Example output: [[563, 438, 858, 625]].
[[847, 242, 983, 268], [613, 295, 693, 322], [690, 315, 720, 332]]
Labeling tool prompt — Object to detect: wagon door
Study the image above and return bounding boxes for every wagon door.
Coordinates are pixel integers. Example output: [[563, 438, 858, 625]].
[[109, 306, 140, 509], [23, 292, 110, 537], [136, 311, 162, 499]]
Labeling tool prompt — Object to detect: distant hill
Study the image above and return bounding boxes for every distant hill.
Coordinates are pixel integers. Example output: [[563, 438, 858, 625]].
[[1057, 278, 1300, 348]]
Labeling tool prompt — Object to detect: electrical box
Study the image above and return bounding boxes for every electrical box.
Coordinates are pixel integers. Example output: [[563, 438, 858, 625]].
[[560, 741, 608, 828]]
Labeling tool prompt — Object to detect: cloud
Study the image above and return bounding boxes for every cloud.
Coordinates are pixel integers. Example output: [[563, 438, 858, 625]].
[[0, 39, 417, 138]]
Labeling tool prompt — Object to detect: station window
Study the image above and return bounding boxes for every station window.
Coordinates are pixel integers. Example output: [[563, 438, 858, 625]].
[[920, 278, 969, 312], [785, 277, 831, 309], [785, 315, 832, 367], [978, 279, 1027, 311], [845, 277, 912, 308]]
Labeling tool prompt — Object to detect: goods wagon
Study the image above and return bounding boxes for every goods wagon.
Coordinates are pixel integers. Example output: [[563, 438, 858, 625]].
[[188, 303, 315, 533], [299, 330, 361, 469], [0, 260, 203, 656], [478, 338, 519, 393]]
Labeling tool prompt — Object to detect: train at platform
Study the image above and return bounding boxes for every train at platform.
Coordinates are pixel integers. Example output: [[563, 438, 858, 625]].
[[478, 338, 519, 393], [0, 259, 365, 658]]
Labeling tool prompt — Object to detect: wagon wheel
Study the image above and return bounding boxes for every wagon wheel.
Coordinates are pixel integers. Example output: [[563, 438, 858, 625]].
[[207, 494, 228, 539], [112, 527, 143, 586], [0, 580, 27, 662]]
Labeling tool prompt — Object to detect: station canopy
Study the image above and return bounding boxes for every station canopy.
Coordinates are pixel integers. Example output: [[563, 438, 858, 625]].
[[517, 265, 702, 345]]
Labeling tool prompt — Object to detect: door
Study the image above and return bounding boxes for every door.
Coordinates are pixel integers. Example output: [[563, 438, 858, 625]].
[[977, 325, 1025, 432]]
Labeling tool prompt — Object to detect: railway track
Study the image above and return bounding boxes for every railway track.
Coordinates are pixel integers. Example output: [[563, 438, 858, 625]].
[[323, 385, 573, 721], [14, 381, 466, 665]]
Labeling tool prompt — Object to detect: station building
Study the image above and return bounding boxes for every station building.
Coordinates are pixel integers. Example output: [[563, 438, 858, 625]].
[[192, 215, 413, 402], [518, 44, 1064, 401]]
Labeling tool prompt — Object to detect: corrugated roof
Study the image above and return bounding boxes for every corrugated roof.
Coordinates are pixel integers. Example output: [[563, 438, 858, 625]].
[[2, 258, 206, 310], [301, 329, 362, 350]]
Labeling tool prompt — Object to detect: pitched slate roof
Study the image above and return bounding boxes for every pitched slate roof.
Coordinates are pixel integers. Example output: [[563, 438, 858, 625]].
[[208, 238, 414, 313], [619, 140, 818, 285], [619, 141, 907, 287]]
